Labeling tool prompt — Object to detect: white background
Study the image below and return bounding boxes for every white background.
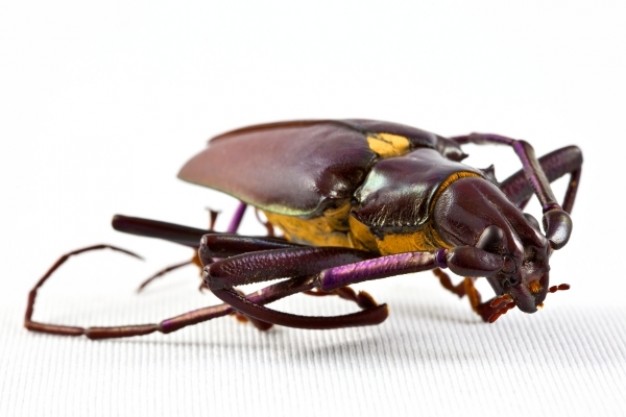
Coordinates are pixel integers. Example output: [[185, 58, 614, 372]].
[[1, 1, 625, 416]]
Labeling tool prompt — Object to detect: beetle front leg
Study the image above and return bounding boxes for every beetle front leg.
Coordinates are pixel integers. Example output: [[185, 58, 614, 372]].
[[316, 246, 509, 323], [206, 245, 506, 328], [451, 133, 575, 249], [319, 246, 516, 323], [206, 246, 389, 329], [433, 269, 483, 313]]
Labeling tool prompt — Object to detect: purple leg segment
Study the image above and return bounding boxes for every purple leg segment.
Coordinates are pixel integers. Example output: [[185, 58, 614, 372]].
[[226, 202, 248, 233], [317, 251, 442, 291]]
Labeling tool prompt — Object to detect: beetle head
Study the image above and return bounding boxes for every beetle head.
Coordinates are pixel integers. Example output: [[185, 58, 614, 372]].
[[434, 177, 570, 317], [474, 219, 550, 313], [484, 246, 550, 314]]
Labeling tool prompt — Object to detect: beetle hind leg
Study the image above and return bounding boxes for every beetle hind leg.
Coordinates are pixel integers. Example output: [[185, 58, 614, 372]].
[[24, 243, 329, 339]]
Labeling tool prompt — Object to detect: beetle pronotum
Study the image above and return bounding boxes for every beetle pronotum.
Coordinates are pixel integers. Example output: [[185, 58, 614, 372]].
[[25, 120, 582, 339]]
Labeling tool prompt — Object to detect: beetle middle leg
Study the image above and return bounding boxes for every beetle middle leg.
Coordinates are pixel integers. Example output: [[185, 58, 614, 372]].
[[128, 209, 220, 292], [113, 207, 249, 293]]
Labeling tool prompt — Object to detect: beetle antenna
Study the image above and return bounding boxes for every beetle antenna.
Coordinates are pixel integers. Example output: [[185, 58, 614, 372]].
[[548, 283, 570, 293]]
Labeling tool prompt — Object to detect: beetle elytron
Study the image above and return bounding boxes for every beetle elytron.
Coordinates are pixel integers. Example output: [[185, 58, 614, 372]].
[[25, 119, 582, 339]]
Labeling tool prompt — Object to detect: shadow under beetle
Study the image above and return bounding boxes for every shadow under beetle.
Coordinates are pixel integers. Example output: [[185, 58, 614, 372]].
[[25, 119, 582, 339]]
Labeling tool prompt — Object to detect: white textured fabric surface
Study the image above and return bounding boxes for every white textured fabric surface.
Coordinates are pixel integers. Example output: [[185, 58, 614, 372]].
[[2, 274, 625, 416], [2, 1, 625, 416]]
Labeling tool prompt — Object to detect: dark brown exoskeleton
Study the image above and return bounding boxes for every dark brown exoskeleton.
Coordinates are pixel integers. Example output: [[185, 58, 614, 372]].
[[25, 120, 582, 339]]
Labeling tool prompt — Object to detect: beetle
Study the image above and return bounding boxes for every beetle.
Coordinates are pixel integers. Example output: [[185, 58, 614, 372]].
[[25, 119, 582, 339]]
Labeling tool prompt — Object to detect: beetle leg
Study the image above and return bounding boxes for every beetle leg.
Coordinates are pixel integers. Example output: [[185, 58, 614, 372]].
[[432, 269, 515, 322], [135, 210, 222, 292], [134, 226, 304, 326], [499, 146, 583, 214], [318, 248, 504, 324], [476, 295, 516, 323], [432, 268, 467, 298], [206, 246, 497, 328], [24, 243, 325, 339], [112, 213, 288, 292], [450, 134, 579, 249], [206, 246, 391, 329], [206, 244, 506, 328], [201, 234, 387, 328], [146, 212, 220, 291], [198, 232, 300, 259], [226, 202, 248, 233]]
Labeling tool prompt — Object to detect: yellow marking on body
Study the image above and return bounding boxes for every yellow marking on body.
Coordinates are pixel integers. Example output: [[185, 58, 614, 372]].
[[529, 280, 543, 294], [264, 169, 482, 255], [375, 223, 453, 254], [263, 203, 352, 247], [366, 133, 411, 158], [348, 215, 452, 255], [346, 171, 481, 255], [347, 215, 379, 251]]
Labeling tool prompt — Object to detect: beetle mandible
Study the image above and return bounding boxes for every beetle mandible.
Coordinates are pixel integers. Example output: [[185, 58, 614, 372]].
[[25, 119, 582, 339]]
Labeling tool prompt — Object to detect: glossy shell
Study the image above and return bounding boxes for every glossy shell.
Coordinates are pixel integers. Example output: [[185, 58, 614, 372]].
[[178, 119, 469, 218]]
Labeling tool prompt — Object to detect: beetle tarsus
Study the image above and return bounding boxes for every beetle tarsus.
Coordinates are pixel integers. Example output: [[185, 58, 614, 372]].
[[477, 295, 516, 323]]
